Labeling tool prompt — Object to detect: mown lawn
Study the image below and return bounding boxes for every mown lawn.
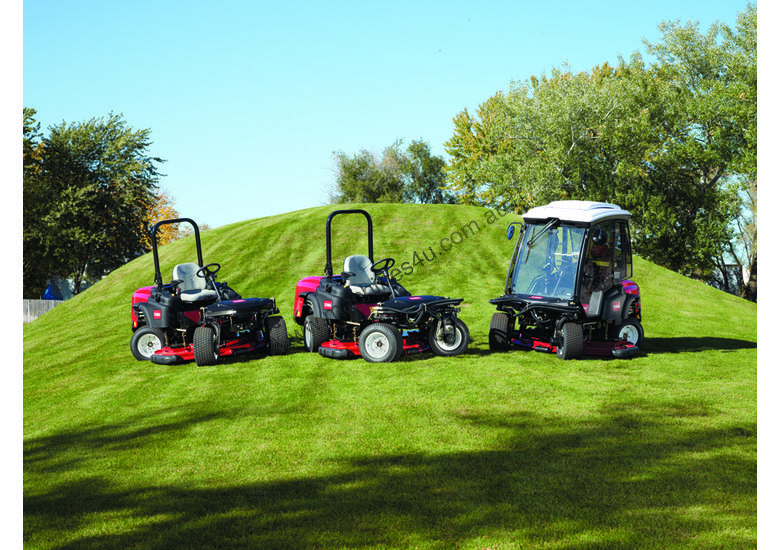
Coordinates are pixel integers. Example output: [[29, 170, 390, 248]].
[[24, 204, 757, 549]]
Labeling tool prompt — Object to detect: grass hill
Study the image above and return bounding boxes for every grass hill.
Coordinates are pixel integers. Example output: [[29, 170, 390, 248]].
[[23, 203, 757, 549]]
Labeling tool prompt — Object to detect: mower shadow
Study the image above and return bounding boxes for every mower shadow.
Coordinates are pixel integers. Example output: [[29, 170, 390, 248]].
[[24, 400, 757, 549], [643, 337, 757, 354]]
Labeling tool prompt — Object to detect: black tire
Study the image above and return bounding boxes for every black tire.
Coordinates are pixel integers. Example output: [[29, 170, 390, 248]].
[[610, 318, 644, 348], [556, 322, 583, 360], [193, 325, 219, 366], [130, 327, 166, 361], [265, 316, 290, 356], [358, 323, 403, 363], [488, 312, 512, 351], [428, 318, 470, 357], [303, 316, 329, 353]]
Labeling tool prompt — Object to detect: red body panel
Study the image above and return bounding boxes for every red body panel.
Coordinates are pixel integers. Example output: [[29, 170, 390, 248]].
[[293, 276, 324, 320], [622, 279, 640, 295], [131, 286, 201, 328], [131, 286, 154, 328]]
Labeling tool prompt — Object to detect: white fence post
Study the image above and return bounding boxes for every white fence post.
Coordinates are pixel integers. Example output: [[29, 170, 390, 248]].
[[23, 300, 63, 323]]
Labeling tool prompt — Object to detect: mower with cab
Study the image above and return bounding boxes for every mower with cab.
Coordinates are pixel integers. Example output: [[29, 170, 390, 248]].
[[292, 209, 470, 362], [489, 201, 643, 359], [130, 218, 289, 366]]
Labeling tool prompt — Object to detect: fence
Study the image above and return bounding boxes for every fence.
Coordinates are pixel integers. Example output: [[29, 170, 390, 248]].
[[23, 299, 63, 323]]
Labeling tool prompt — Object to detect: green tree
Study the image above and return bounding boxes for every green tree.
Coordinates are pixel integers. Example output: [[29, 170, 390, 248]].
[[445, 5, 755, 292], [332, 140, 452, 205], [401, 140, 454, 204], [23, 111, 164, 297], [331, 145, 406, 204], [23, 108, 54, 298], [644, 3, 757, 299]]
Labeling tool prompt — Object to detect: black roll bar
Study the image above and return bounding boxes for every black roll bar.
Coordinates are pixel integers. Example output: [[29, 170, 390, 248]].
[[150, 218, 202, 289], [324, 209, 373, 278]]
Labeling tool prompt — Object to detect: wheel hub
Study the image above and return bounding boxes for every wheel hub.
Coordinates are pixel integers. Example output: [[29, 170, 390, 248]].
[[138, 334, 162, 357], [365, 332, 388, 353]]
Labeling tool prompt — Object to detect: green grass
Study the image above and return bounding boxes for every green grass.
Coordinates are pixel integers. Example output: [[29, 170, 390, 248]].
[[24, 203, 756, 549]]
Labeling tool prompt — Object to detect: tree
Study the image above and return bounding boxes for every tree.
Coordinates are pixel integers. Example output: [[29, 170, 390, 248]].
[[142, 189, 182, 249], [332, 140, 452, 204], [644, 4, 756, 299], [444, 5, 756, 293], [331, 145, 406, 204], [23, 111, 164, 297], [401, 140, 455, 204], [23, 108, 54, 298]]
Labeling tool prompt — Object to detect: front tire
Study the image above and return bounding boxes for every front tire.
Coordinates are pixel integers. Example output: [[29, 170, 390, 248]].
[[303, 316, 329, 353], [358, 323, 403, 363], [488, 312, 512, 351], [193, 325, 219, 366], [265, 316, 291, 355], [130, 327, 166, 361], [428, 318, 470, 357], [556, 322, 583, 360]]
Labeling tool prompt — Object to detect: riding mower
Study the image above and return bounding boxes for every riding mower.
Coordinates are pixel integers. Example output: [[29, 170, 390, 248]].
[[130, 218, 290, 366], [489, 201, 643, 359], [292, 209, 470, 362]]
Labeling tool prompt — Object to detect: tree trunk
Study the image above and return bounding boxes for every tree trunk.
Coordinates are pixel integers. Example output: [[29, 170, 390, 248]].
[[742, 254, 757, 302]]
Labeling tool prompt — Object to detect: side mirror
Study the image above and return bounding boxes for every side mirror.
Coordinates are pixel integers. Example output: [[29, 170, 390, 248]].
[[591, 227, 608, 246], [507, 225, 515, 240]]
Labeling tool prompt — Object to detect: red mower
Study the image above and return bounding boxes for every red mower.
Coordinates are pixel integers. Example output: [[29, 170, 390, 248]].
[[130, 218, 290, 366], [489, 201, 643, 359], [292, 209, 470, 362]]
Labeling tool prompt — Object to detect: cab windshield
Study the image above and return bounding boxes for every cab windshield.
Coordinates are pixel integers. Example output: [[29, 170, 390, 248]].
[[510, 223, 586, 299]]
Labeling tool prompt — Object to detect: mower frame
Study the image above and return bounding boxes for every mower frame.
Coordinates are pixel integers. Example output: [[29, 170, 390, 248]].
[[488, 201, 643, 359], [130, 218, 289, 365], [292, 209, 470, 362]]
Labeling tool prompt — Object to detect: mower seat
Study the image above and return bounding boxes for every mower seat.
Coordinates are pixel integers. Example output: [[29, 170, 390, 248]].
[[342, 255, 389, 296], [585, 289, 604, 318], [172, 263, 219, 303]]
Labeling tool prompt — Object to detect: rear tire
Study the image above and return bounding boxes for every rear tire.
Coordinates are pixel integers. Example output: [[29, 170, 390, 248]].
[[193, 325, 219, 366], [130, 327, 166, 361], [488, 312, 512, 351], [556, 322, 583, 360], [428, 318, 470, 357], [358, 323, 403, 363], [265, 316, 290, 356], [610, 318, 644, 348], [303, 316, 329, 353]]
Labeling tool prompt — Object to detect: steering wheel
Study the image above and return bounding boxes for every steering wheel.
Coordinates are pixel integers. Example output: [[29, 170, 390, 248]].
[[370, 257, 395, 274], [196, 263, 221, 280]]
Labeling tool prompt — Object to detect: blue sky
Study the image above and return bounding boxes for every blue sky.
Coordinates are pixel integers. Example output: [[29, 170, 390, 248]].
[[22, 0, 753, 229]]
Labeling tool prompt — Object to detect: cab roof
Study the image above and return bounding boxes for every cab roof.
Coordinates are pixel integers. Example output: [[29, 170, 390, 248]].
[[522, 200, 631, 225]]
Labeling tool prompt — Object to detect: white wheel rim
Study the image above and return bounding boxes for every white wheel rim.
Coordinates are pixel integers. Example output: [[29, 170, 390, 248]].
[[304, 320, 312, 348], [138, 333, 162, 358], [619, 325, 639, 344], [364, 332, 390, 359], [434, 324, 462, 351]]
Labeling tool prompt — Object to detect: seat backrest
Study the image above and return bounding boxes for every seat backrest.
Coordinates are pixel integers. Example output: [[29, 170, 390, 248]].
[[585, 289, 604, 318], [343, 255, 375, 287], [172, 263, 207, 291]]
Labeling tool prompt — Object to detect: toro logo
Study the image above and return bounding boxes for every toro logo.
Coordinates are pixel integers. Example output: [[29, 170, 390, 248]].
[[153, 310, 162, 320], [324, 300, 333, 310], [613, 302, 621, 312]]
